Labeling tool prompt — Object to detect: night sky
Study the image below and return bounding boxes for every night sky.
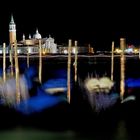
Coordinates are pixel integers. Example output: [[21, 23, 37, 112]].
[[0, 1, 140, 50]]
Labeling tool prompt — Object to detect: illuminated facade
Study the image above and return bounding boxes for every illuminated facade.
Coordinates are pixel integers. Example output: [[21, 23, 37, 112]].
[[0, 15, 92, 55], [8, 15, 58, 54], [18, 30, 57, 54], [114, 44, 139, 54]]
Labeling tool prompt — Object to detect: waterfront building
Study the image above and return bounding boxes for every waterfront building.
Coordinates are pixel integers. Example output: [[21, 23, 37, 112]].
[[0, 15, 93, 55], [18, 30, 58, 54], [9, 15, 57, 54]]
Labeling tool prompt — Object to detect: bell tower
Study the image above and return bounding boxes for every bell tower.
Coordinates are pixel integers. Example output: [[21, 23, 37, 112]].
[[9, 14, 16, 45]]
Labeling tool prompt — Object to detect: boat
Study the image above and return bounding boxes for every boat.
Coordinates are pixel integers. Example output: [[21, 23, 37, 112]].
[[0, 66, 68, 115], [81, 76, 119, 112]]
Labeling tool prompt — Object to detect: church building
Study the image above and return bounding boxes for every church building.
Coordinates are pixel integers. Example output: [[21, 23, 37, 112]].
[[9, 15, 58, 54]]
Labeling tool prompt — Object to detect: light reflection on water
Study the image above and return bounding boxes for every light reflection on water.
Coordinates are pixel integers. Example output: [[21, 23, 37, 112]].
[[0, 58, 140, 140], [0, 128, 76, 140], [0, 123, 135, 140]]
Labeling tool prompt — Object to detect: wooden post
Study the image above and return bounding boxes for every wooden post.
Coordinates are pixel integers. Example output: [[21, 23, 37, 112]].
[[67, 39, 72, 103], [120, 38, 126, 101], [27, 46, 30, 68], [14, 41, 20, 104], [39, 40, 42, 83], [9, 45, 14, 77], [74, 40, 78, 82], [3, 43, 6, 82], [139, 48, 140, 59], [111, 41, 114, 81], [88, 44, 91, 53]]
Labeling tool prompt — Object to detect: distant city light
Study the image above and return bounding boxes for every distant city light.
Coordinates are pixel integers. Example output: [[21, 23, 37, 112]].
[[63, 50, 68, 54], [72, 47, 78, 54]]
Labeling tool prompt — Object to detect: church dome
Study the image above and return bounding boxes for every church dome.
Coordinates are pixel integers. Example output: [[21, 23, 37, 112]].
[[33, 29, 42, 39]]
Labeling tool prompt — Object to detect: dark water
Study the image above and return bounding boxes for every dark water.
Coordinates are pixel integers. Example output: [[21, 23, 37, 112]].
[[0, 56, 140, 140]]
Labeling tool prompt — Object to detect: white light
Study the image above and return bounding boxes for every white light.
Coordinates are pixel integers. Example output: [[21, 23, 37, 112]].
[[63, 50, 68, 54], [72, 47, 78, 54]]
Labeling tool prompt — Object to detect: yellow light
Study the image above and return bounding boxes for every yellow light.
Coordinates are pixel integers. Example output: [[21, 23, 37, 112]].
[[115, 48, 122, 54], [134, 49, 138, 54]]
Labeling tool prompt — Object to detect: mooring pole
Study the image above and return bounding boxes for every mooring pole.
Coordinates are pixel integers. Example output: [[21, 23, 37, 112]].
[[39, 39, 42, 84], [27, 46, 30, 68], [3, 43, 6, 82], [111, 41, 114, 81], [14, 41, 20, 104], [67, 39, 72, 103], [74, 40, 78, 82], [120, 38, 126, 101], [9, 44, 14, 77]]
